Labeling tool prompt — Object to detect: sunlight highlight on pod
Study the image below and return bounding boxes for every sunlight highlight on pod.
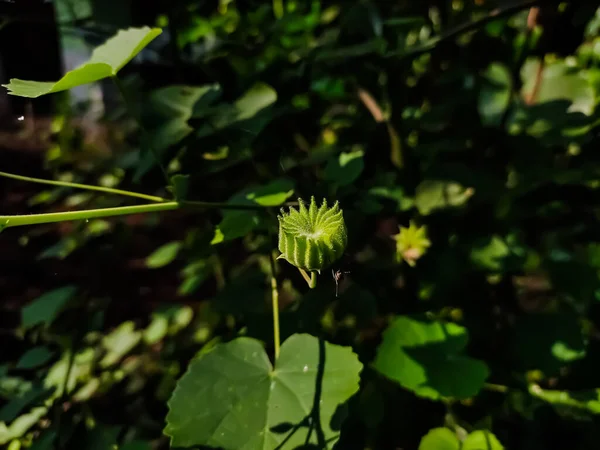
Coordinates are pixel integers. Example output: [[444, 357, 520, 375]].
[[277, 197, 347, 272]]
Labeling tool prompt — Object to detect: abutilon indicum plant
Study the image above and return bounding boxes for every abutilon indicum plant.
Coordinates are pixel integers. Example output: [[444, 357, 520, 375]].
[[277, 196, 347, 288]]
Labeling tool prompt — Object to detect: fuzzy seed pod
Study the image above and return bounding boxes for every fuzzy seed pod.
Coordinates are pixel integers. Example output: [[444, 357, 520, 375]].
[[277, 197, 347, 272]]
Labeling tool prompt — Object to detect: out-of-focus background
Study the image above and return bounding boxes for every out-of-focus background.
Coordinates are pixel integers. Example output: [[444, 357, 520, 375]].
[[1, 1, 600, 449]]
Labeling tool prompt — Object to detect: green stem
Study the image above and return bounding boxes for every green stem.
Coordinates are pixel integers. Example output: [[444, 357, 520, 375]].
[[111, 75, 170, 184], [309, 271, 317, 289], [0, 170, 166, 203], [269, 252, 281, 361], [298, 268, 318, 289], [0, 202, 179, 228]]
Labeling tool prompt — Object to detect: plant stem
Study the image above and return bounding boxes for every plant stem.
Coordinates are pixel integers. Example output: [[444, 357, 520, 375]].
[[298, 268, 318, 289], [0, 202, 179, 228], [0, 170, 166, 203], [269, 252, 281, 361], [111, 75, 170, 184], [309, 271, 317, 289]]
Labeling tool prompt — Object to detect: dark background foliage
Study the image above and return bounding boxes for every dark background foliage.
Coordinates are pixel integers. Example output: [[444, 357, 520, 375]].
[[1, 0, 600, 449]]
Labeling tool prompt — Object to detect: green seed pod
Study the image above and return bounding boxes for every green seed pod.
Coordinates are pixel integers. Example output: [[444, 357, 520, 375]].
[[277, 197, 347, 272]]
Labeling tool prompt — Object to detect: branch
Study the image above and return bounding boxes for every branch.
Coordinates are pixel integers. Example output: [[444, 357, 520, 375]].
[[390, 0, 542, 60]]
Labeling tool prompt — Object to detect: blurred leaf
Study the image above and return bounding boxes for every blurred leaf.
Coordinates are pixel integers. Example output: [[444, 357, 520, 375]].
[[414, 180, 473, 215], [0, 385, 52, 422], [2, 27, 162, 98], [136, 85, 221, 179], [146, 241, 183, 268], [211, 211, 259, 245], [100, 322, 142, 368], [324, 150, 365, 186], [462, 430, 504, 450], [521, 59, 595, 115], [470, 235, 526, 271], [418, 428, 459, 450], [16, 347, 54, 370], [246, 179, 295, 206], [21, 286, 77, 329], [512, 309, 586, 375], [165, 334, 362, 449], [195, 82, 277, 136], [170, 174, 190, 201], [144, 85, 219, 152], [373, 315, 489, 400], [28, 429, 57, 450], [0, 406, 48, 445], [479, 63, 512, 127]]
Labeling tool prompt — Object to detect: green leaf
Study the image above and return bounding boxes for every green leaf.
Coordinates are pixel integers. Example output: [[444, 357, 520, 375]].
[[0, 406, 48, 445], [521, 58, 595, 115], [144, 85, 220, 152], [169, 174, 190, 201], [211, 211, 260, 245], [372, 316, 489, 400], [16, 347, 54, 370], [164, 334, 363, 449], [462, 430, 504, 450], [100, 322, 142, 368], [323, 150, 365, 186], [21, 286, 77, 329], [246, 179, 295, 206], [146, 241, 183, 268], [2, 27, 162, 98], [418, 428, 460, 450], [414, 180, 473, 215], [479, 63, 512, 127]]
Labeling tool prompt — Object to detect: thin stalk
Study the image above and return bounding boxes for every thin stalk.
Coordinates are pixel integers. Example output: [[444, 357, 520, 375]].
[[111, 75, 170, 184], [0, 170, 166, 203], [0, 202, 179, 228], [298, 268, 318, 289], [269, 252, 281, 361]]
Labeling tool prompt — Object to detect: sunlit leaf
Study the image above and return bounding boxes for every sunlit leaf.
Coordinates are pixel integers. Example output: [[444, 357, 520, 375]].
[[373, 316, 489, 400], [100, 322, 142, 368], [165, 334, 362, 449], [2, 27, 162, 98], [418, 428, 459, 450], [462, 430, 504, 450], [146, 241, 183, 268], [246, 179, 295, 206]]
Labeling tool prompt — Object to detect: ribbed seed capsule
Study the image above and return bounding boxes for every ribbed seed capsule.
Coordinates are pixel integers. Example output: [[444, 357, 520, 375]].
[[277, 197, 347, 272]]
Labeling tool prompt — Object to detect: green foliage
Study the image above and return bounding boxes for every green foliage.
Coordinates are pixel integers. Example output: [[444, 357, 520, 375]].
[[165, 334, 362, 449], [21, 286, 77, 329], [373, 316, 489, 400], [2, 27, 161, 98], [2, 1, 600, 449]]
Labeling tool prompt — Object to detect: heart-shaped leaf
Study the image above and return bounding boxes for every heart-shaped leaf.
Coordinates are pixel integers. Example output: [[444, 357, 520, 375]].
[[165, 334, 362, 449], [3, 27, 162, 98]]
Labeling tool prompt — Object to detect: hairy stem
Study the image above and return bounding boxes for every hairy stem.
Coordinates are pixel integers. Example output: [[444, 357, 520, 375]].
[[269, 252, 281, 361], [0, 202, 179, 228], [0, 170, 166, 203], [298, 269, 318, 289]]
